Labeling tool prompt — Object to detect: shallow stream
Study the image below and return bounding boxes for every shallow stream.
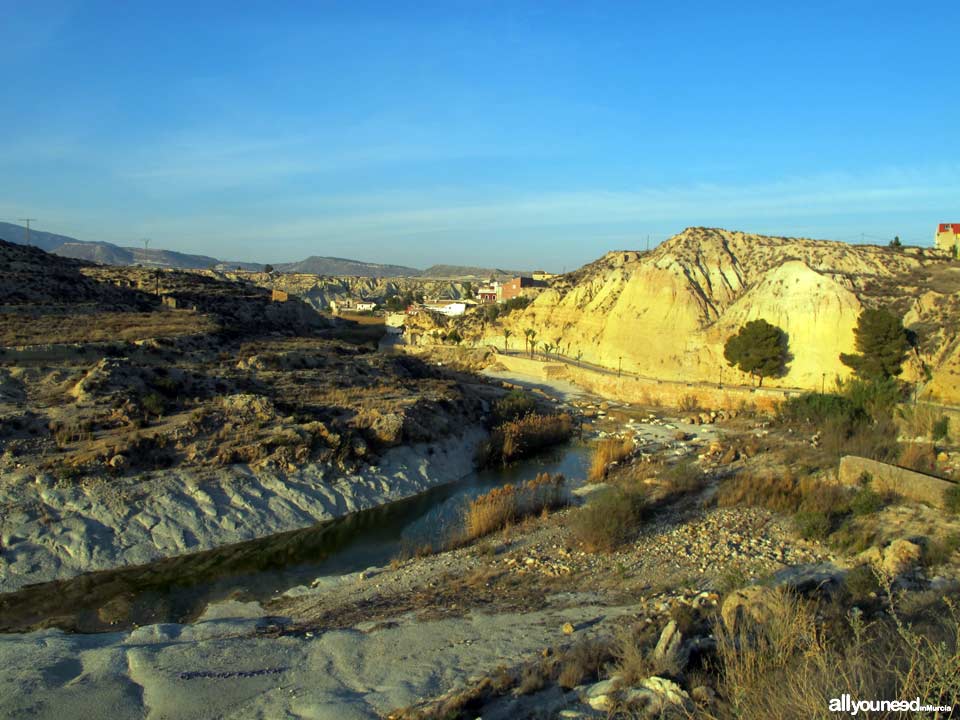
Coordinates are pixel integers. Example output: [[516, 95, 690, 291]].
[[0, 443, 589, 634]]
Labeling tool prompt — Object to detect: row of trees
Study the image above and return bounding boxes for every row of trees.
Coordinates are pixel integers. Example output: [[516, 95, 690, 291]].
[[723, 308, 911, 387]]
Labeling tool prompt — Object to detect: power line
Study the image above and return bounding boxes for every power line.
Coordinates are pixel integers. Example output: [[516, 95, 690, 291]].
[[18, 218, 36, 246]]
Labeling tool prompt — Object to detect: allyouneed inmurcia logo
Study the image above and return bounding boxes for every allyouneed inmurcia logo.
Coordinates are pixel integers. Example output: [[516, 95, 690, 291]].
[[829, 695, 953, 715]]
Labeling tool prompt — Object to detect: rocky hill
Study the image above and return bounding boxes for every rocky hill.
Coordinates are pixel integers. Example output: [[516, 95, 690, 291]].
[[199, 270, 479, 311], [439, 227, 959, 402], [274, 256, 420, 277]]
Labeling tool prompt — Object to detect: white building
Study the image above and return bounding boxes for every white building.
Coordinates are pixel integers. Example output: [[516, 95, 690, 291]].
[[424, 301, 467, 317]]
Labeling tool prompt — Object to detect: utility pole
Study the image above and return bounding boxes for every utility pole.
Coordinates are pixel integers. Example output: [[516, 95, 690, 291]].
[[646, 234, 650, 252], [618, 356, 623, 377], [19, 218, 36, 246], [142, 238, 151, 256]]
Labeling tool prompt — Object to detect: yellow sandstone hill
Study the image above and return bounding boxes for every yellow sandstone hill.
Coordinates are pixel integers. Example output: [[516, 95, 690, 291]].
[[469, 228, 960, 401]]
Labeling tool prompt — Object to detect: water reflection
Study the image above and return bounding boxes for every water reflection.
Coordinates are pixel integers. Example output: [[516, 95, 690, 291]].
[[0, 443, 589, 634]]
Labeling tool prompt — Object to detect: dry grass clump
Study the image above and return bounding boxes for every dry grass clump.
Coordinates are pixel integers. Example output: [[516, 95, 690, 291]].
[[478, 412, 573, 466], [717, 469, 891, 544], [587, 437, 634, 483], [710, 589, 960, 720], [716, 469, 839, 514], [569, 483, 647, 552], [898, 442, 938, 474], [461, 472, 566, 542]]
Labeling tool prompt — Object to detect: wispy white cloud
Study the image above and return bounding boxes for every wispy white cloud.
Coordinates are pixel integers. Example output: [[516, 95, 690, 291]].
[[230, 166, 960, 242]]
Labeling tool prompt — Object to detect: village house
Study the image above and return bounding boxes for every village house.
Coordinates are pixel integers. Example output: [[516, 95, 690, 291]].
[[354, 300, 377, 312], [500, 276, 545, 301], [531, 270, 555, 281], [424, 300, 468, 316], [935, 223, 959, 254], [477, 281, 501, 304]]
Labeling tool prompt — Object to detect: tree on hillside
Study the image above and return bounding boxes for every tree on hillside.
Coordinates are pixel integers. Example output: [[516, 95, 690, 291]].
[[839, 308, 911, 380], [503, 328, 512, 352], [888, 237, 901, 249], [724, 319, 789, 387], [264, 264, 275, 273], [524, 328, 537, 358]]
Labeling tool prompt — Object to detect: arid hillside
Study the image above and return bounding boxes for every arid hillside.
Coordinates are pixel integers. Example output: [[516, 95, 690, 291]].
[[453, 228, 959, 400]]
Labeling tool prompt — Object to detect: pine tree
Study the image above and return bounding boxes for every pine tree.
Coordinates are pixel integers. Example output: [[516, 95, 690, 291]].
[[724, 319, 789, 387], [839, 308, 910, 380]]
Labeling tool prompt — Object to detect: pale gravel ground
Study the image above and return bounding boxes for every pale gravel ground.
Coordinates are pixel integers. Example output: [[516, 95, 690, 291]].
[[0, 600, 643, 720], [0, 427, 486, 592]]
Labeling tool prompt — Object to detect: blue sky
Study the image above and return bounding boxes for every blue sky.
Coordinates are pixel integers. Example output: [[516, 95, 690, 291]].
[[1, 1, 958, 270]]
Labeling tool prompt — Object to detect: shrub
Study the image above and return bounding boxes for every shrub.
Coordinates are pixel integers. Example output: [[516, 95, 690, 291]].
[[478, 413, 573, 466], [849, 486, 886, 516], [461, 472, 565, 541], [794, 510, 833, 540], [678, 394, 700, 412], [661, 460, 705, 496], [141, 392, 165, 418], [587, 437, 633, 483], [898, 442, 937, 473], [932, 415, 950, 442], [569, 485, 646, 552], [844, 564, 881, 601], [922, 533, 960, 568], [491, 390, 536, 424], [778, 392, 860, 427], [944, 484, 960, 515]]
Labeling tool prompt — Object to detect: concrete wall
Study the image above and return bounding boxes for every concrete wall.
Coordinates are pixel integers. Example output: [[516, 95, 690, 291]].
[[838, 455, 957, 509], [493, 352, 794, 412]]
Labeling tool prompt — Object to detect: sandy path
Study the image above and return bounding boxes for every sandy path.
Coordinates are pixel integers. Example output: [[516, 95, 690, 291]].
[[0, 600, 640, 720]]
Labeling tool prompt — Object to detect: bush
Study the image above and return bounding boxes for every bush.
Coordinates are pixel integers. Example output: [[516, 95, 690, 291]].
[[461, 472, 566, 541], [944, 485, 960, 515], [844, 564, 881, 601], [932, 415, 950, 442], [849, 486, 886, 516], [491, 390, 536, 424], [778, 392, 860, 427], [661, 460, 705, 496], [587, 437, 633, 483], [794, 510, 833, 540], [898, 442, 937, 473], [141, 392, 165, 417], [478, 412, 573, 466], [569, 485, 646, 552]]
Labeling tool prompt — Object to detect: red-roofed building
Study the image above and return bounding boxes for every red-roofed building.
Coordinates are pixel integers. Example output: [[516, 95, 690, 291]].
[[936, 223, 960, 254]]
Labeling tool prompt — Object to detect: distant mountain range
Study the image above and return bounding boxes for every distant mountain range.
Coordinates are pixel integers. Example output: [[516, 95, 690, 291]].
[[0, 222, 529, 279]]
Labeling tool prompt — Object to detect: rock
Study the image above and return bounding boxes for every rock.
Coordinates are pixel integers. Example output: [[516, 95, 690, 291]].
[[582, 678, 619, 710], [721, 585, 781, 634], [719, 446, 739, 464], [562, 621, 575, 635], [651, 620, 685, 672], [623, 677, 693, 715], [108, 454, 127, 469], [881, 539, 922, 577]]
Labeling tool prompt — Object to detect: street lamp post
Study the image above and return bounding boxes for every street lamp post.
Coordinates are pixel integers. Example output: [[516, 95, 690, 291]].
[[821, 373, 826, 395], [618, 356, 622, 377]]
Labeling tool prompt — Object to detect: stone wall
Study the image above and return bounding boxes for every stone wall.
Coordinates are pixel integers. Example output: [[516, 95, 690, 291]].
[[838, 455, 957, 509]]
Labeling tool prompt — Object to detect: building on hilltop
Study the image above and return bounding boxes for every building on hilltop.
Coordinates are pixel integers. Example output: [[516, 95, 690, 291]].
[[500, 276, 547, 301], [477, 281, 501, 304], [935, 223, 959, 254]]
